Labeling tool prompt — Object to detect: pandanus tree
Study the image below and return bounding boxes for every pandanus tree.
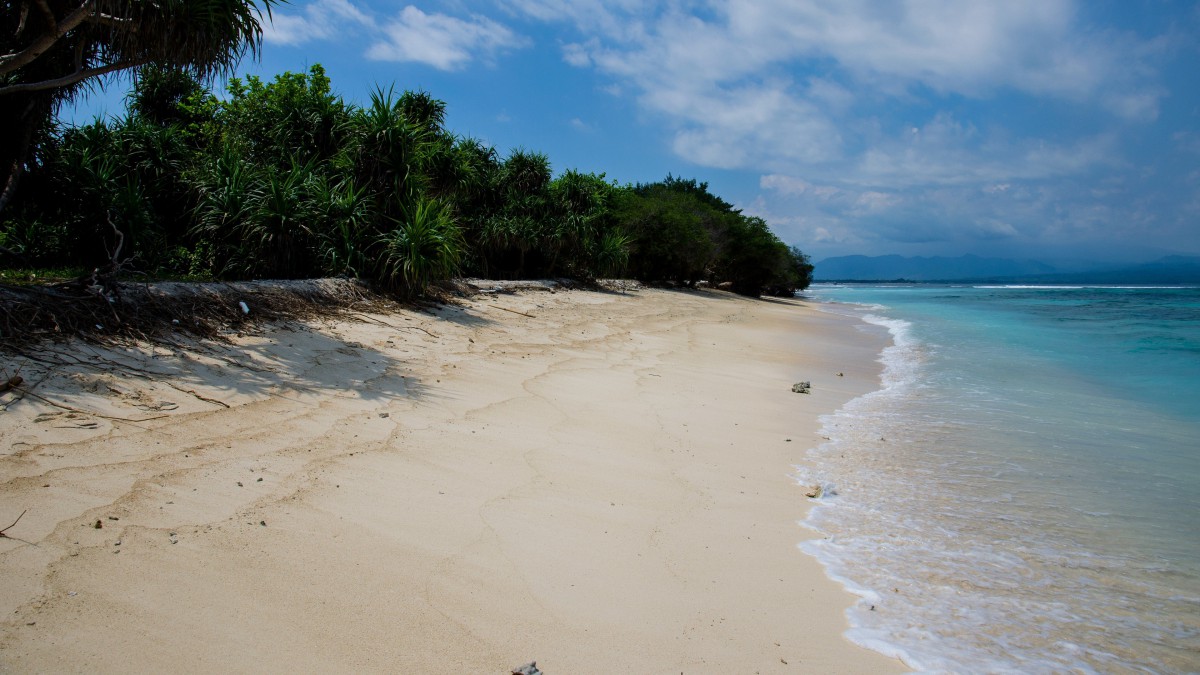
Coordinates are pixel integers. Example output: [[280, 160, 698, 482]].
[[0, 0, 280, 214], [343, 87, 467, 296], [479, 149, 552, 277]]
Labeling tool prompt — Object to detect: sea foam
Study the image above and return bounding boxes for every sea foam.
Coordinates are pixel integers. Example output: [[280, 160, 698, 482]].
[[796, 285, 1200, 673]]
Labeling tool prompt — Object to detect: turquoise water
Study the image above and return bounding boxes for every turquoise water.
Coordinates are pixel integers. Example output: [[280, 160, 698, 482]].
[[798, 285, 1200, 672]]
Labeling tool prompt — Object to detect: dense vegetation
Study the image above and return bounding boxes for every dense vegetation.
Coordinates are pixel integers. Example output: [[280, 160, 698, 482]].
[[1, 64, 813, 297], [1, 0, 281, 213]]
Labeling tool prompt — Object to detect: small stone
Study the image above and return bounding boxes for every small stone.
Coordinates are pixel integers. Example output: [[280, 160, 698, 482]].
[[94, 520, 103, 529], [511, 662, 542, 675], [236, 481, 243, 487], [379, 412, 390, 418], [107, 516, 119, 521], [257, 477, 263, 482], [260, 521, 267, 527]]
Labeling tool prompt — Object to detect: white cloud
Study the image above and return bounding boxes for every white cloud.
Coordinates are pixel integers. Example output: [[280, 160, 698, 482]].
[[509, 0, 1169, 179], [366, 7, 527, 70], [853, 191, 901, 215], [264, 0, 372, 46], [845, 114, 1121, 188], [267, 2, 528, 71], [562, 42, 592, 67], [759, 175, 841, 199]]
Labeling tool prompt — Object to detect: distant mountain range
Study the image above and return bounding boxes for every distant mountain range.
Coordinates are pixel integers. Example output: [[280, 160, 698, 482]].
[[814, 254, 1200, 284]]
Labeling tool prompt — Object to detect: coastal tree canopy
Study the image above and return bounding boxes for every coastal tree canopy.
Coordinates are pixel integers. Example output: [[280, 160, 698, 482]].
[[0, 0, 280, 213], [2, 63, 815, 299]]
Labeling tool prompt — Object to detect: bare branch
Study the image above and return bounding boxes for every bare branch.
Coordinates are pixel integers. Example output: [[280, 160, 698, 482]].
[[90, 13, 137, 30], [33, 0, 56, 26], [0, 99, 41, 214], [0, 509, 28, 538], [0, 2, 96, 76], [107, 212, 125, 266], [16, 1, 31, 36], [0, 59, 144, 96]]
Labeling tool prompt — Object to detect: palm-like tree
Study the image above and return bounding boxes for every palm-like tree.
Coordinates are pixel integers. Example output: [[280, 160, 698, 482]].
[[376, 198, 464, 296], [347, 87, 432, 213], [1, 0, 280, 212]]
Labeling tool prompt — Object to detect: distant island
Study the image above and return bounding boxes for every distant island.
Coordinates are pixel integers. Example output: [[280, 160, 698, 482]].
[[814, 254, 1200, 284]]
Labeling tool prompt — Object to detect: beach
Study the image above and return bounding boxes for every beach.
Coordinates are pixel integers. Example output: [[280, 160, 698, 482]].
[[0, 286, 903, 673]]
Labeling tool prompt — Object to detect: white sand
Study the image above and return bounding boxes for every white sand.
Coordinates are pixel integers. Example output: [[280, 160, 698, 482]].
[[0, 287, 904, 673]]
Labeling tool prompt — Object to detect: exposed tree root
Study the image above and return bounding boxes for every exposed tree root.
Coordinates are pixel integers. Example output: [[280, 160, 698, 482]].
[[0, 278, 389, 352]]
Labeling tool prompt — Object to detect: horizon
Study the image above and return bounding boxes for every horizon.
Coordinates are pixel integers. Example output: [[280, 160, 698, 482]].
[[67, 1, 1200, 264]]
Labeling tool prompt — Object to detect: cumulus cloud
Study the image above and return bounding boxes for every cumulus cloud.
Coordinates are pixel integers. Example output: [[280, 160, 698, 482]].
[[263, 0, 372, 45], [367, 7, 527, 70], [264, 0, 1189, 257], [509, 0, 1168, 177], [266, 2, 527, 70]]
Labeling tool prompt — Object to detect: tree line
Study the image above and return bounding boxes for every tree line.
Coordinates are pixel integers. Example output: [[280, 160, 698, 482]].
[[1, 64, 813, 297]]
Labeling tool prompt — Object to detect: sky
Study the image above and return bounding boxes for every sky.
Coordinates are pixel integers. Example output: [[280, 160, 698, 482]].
[[70, 0, 1200, 263]]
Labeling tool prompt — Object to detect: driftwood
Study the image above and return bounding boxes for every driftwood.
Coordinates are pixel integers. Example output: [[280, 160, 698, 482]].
[[0, 509, 27, 539], [0, 374, 22, 393], [489, 304, 536, 319]]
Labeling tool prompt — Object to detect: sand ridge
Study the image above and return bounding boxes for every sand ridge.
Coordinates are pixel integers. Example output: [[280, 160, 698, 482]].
[[0, 287, 904, 673]]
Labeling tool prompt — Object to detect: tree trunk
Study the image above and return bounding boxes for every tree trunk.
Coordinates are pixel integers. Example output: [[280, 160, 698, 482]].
[[0, 96, 48, 215]]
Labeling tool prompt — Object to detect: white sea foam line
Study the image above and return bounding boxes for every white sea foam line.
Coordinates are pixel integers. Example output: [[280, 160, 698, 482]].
[[792, 300, 939, 670], [973, 285, 1197, 290], [802, 286, 1200, 672]]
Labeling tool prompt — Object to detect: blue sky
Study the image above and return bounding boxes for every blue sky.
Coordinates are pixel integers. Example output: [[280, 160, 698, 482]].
[[71, 0, 1200, 263]]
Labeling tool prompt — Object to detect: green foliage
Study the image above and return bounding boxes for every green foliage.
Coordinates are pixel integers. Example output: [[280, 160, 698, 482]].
[[0, 217, 69, 266], [127, 65, 213, 130], [1, 0, 281, 214], [593, 230, 633, 278], [220, 65, 349, 167], [376, 199, 464, 296], [618, 183, 718, 286], [5, 64, 811, 299], [0, 266, 87, 285], [310, 176, 374, 278]]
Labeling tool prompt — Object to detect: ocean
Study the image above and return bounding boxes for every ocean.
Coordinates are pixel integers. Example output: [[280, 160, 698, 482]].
[[797, 284, 1200, 673]]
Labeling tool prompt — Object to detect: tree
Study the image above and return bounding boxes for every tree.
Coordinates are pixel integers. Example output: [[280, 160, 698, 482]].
[[1, 0, 280, 212], [219, 65, 348, 168], [126, 63, 210, 129]]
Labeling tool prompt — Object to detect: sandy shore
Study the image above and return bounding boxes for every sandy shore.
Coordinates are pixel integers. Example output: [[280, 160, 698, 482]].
[[0, 286, 903, 673]]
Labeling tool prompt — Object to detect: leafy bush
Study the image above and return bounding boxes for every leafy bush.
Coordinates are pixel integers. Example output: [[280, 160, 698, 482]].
[[2, 65, 811, 298]]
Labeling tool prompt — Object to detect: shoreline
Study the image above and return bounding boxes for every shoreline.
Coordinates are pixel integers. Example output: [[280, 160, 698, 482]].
[[0, 287, 904, 673]]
